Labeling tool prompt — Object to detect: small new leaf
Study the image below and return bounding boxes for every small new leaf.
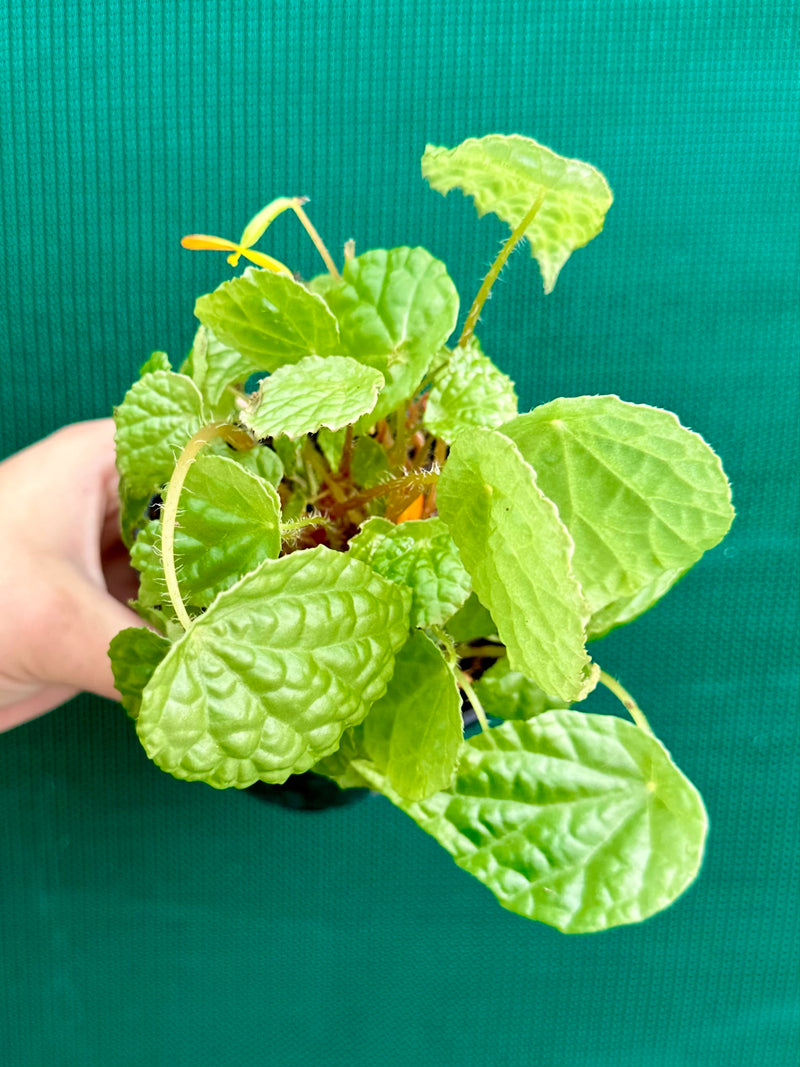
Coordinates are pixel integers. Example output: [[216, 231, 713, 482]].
[[348, 516, 471, 628], [424, 338, 518, 442]]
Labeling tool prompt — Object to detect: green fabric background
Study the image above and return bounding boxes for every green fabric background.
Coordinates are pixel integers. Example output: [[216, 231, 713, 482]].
[[1, 2, 797, 1064]]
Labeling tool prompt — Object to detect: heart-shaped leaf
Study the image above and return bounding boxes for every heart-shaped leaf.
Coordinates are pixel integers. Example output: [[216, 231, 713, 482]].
[[136, 546, 411, 788], [397, 711, 708, 933], [501, 396, 735, 637]]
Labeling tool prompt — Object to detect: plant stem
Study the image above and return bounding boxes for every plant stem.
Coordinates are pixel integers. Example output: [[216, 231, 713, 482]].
[[598, 669, 654, 735], [161, 422, 232, 631], [291, 199, 340, 278], [457, 671, 496, 745], [338, 424, 354, 477], [331, 468, 438, 517], [457, 189, 546, 349]]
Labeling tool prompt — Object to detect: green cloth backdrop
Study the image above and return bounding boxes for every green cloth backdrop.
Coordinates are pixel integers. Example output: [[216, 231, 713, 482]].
[[1, 2, 797, 1064]]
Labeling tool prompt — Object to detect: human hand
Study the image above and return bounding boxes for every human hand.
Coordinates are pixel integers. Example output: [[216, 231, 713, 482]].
[[0, 419, 146, 730]]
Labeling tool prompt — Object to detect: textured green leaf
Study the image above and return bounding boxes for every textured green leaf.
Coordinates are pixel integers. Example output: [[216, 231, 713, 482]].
[[359, 630, 463, 801], [437, 427, 593, 701], [348, 516, 471, 628], [193, 267, 341, 374], [139, 351, 172, 376], [501, 396, 735, 637], [129, 519, 166, 610], [114, 370, 206, 498], [136, 546, 411, 788], [424, 338, 518, 442], [474, 657, 566, 720], [312, 726, 375, 791], [108, 626, 171, 719], [131, 453, 281, 611], [397, 712, 708, 933], [241, 355, 384, 439], [319, 247, 459, 422], [117, 477, 154, 549], [422, 134, 613, 294]]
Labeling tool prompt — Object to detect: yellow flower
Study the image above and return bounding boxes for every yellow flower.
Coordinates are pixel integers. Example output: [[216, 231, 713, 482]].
[[180, 197, 305, 274]]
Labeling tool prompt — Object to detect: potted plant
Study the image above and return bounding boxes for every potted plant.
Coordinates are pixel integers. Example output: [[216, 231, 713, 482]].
[[110, 134, 734, 934]]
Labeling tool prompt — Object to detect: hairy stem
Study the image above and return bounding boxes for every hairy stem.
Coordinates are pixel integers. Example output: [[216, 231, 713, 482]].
[[161, 422, 239, 630], [457, 189, 546, 349], [331, 468, 439, 518], [598, 669, 654, 735]]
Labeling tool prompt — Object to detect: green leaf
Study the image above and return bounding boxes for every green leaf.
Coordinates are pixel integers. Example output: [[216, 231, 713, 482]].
[[396, 711, 708, 933], [129, 519, 166, 610], [113, 369, 205, 499], [312, 726, 375, 791], [108, 626, 171, 719], [444, 593, 497, 644], [350, 435, 390, 488], [178, 326, 249, 416], [136, 546, 411, 788], [193, 267, 341, 375], [348, 516, 471, 628], [359, 630, 463, 801], [132, 453, 282, 611], [139, 351, 172, 376], [117, 477, 154, 549], [437, 427, 594, 702], [424, 338, 518, 442], [501, 396, 735, 637], [208, 438, 284, 486], [241, 355, 384, 440], [319, 247, 459, 422], [422, 134, 613, 294], [315, 426, 347, 471], [474, 657, 565, 720]]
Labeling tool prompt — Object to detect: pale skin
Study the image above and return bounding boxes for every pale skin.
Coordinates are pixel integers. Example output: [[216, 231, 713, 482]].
[[0, 419, 145, 731]]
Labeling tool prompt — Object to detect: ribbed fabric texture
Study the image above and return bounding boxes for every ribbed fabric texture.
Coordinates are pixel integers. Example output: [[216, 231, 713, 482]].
[[1, 2, 797, 1064]]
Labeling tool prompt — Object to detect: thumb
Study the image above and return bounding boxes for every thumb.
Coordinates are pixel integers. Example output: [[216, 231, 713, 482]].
[[38, 564, 152, 701]]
